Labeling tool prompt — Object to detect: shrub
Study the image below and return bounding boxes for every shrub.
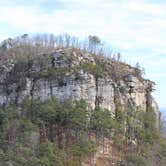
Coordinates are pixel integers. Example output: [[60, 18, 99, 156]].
[[125, 153, 146, 166]]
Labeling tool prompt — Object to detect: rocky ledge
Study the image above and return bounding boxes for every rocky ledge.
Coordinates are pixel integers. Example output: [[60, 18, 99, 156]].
[[0, 48, 161, 129]]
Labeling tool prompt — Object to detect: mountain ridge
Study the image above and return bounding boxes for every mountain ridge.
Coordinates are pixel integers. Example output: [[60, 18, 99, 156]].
[[0, 34, 164, 166]]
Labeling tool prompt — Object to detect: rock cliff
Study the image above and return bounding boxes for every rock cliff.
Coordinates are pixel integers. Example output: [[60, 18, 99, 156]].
[[0, 47, 160, 129]]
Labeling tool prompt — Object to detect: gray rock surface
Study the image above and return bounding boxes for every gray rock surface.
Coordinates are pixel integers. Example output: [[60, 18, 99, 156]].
[[0, 48, 161, 129]]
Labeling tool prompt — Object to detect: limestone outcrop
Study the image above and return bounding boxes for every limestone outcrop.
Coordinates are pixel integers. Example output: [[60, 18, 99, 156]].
[[0, 48, 160, 128]]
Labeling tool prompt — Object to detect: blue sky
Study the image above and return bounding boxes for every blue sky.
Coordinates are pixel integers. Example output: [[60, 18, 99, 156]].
[[0, 0, 166, 109]]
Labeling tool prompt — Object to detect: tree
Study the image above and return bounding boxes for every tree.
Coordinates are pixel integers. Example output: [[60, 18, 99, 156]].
[[142, 107, 158, 144], [31, 98, 61, 141], [114, 104, 125, 134], [135, 62, 145, 77], [59, 99, 89, 136], [71, 132, 96, 165], [88, 35, 101, 53], [125, 153, 146, 166], [37, 141, 63, 166], [90, 107, 115, 141]]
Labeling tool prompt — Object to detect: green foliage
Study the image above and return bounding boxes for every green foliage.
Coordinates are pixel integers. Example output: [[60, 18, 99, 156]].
[[115, 104, 125, 123], [0, 109, 5, 126], [29, 66, 69, 81], [0, 149, 5, 165], [80, 62, 105, 78], [125, 153, 146, 166], [88, 35, 101, 45], [88, 35, 101, 53], [39, 156, 50, 166], [64, 99, 89, 131], [19, 118, 38, 144], [90, 106, 114, 136], [124, 107, 161, 165], [20, 118, 37, 132], [34, 54, 52, 69], [31, 98, 89, 132], [10, 145, 32, 166], [71, 132, 96, 164], [37, 141, 63, 166], [0, 105, 19, 147], [114, 104, 125, 133], [143, 108, 156, 131], [27, 157, 41, 166], [135, 107, 159, 144], [0, 33, 161, 165], [156, 142, 166, 165], [0, 105, 18, 125], [32, 97, 61, 125], [0, 97, 161, 165], [134, 62, 145, 79]]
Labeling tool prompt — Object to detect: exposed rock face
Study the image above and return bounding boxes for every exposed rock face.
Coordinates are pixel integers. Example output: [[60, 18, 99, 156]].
[[151, 97, 162, 130], [0, 48, 160, 128]]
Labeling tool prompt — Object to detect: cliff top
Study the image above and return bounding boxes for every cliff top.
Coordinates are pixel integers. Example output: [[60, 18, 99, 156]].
[[0, 34, 155, 89]]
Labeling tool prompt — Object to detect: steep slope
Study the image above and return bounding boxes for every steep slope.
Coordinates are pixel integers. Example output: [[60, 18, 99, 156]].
[[0, 46, 162, 165], [0, 48, 160, 123]]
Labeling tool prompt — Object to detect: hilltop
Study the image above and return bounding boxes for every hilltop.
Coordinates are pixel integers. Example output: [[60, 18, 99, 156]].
[[0, 34, 164, 166]]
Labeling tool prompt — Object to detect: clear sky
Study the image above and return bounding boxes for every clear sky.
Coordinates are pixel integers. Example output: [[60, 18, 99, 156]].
[[0, 0, 165, 109]]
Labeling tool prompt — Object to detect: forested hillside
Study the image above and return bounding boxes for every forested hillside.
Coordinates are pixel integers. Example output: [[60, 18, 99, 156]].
[[0, 34, 165, 166]]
